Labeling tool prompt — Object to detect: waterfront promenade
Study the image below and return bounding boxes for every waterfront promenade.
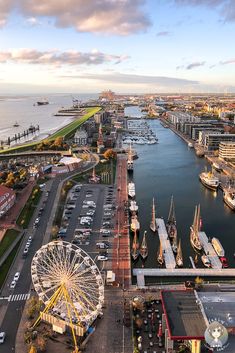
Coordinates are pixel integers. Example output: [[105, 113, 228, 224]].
[[112, 154, 131, 288]]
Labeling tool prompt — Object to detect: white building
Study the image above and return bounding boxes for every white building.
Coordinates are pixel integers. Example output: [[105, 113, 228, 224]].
[[74, 129, 88, 146], [166, 111, 200, 126], [219, 141, 235, 161]]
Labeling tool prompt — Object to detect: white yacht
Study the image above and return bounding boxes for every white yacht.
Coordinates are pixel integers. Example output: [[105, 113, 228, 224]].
[[199, 171, 219, 191], [223, 188, 235, 211], [128, 182, 135, 198]]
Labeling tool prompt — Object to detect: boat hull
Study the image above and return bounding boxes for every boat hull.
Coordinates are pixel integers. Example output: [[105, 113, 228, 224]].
[[150, 223, 156, 232], [199, 176, 218, 191], [223, 194, 235, 211], [190, 236, 202, 252]]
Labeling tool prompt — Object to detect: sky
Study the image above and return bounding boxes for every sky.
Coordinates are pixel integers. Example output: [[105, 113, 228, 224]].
[[0, 0, 235, 94]]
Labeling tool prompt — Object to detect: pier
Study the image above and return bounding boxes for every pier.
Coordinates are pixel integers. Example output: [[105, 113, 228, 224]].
[[2, 125, 40, 146], [156, 218, 176, 269], [198, 231, 222, 269], [133, 268, 235, 287]]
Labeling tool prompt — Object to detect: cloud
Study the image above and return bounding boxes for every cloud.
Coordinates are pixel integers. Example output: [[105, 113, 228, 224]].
[[220, 58, 235, 65], [186, 61, 206, 70], [0, 0, 151, 35], [156, 31, 171, 36], [0, 49, 129, 66], [60, 72, 199, 86], [0, 0, 14, 27], [174, 1, 235, 22], [177, 61, 206, 70]]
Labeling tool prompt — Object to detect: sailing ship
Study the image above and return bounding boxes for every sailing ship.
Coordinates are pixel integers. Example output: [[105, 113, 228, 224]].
[[166, 196, 177, 253], [176, 239, 183, 267], [140, 231, 148, 259], [131, 229, 139, 261], [190, 204, 202, 251], [199, 169, 219, 191], [157, 242, 164, 265], [150, 198, 156, 232]]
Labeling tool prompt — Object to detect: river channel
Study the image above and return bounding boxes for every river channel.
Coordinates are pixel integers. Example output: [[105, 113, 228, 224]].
[[124, 107, 235, 282]]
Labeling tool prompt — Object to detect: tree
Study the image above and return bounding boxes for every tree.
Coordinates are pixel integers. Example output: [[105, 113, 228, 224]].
[[28, 345, 37, 353], [103, 149, 116, 160], [36, 336, 46, 352]]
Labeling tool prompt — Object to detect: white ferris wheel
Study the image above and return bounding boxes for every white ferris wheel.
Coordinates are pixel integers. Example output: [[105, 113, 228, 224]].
[[31, 240, 104, 329]]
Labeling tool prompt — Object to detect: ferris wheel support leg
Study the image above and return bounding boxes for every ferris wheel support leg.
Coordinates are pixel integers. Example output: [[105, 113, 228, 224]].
[[61, 285, 80, 353], [32, 285, 63, 328]]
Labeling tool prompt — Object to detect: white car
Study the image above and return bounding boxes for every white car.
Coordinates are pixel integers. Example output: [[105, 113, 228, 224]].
[[13, 272, 20, 281], [0, 332, 6, 344], [10, 280, 16, 289], [97, 255, 108, 261], [101, 229, 111, 234]]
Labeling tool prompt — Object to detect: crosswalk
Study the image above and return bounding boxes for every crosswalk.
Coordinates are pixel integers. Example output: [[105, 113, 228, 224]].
[[8, 293, 30, 302]]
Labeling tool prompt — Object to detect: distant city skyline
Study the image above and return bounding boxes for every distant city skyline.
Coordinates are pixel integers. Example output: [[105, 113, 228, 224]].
[[0, 0, 235, 93]]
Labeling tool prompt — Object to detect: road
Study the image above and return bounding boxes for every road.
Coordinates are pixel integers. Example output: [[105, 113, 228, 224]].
[[0, 158, 98, 353]]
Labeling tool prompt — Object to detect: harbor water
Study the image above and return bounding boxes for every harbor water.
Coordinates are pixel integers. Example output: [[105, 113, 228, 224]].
[[0, 93, 97, 144], [125, 107, 235, 282]]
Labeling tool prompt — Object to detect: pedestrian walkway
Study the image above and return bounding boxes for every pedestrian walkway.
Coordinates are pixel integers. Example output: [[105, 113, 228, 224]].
[[8, 293, 30, 302]]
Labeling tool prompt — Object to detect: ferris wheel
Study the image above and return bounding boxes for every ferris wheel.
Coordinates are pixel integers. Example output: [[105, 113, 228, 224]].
[[31, 240, 104, 328]]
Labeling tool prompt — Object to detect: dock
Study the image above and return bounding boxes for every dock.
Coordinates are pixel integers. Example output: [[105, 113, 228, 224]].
[[198, 231, 222, 269], [156, 218, 176, 269], [133, 268, 235, 287]]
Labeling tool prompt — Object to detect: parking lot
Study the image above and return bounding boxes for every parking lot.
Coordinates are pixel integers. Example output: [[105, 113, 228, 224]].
[[56, 183, 116, 273]]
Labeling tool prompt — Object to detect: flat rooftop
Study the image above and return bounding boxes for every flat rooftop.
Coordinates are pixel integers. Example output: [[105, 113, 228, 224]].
[[161, 290, 207, 339], [198, 292, 235, 328]]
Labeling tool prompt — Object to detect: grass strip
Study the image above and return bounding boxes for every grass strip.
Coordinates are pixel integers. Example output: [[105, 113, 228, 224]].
[[0, 229, 20, 259], [0, 241, 21, 289]]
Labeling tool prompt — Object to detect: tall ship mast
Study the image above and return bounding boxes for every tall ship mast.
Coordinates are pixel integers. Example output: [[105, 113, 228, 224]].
[[190, 204, 202, 251], [140, 231, 148, 259], [166, 195, 177, 253], [176, 239, 183, 267], [131, 229, 139, 261], [150, 198, 156, 232], [157, 242, 164, 265]]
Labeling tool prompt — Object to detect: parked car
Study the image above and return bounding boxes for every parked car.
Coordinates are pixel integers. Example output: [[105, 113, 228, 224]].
[[13, 272, 20, 281], [97, 255, 108, 261], [0, 332, 6, 344], [23, 247, 29, 257], [10, 280, 16, 289]]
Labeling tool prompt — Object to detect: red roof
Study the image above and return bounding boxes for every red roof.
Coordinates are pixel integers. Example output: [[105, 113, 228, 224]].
[[0, 185, 15, 208]]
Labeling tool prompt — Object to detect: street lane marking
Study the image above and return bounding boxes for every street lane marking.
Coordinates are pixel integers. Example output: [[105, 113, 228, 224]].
[[8, 293, 31, 302]]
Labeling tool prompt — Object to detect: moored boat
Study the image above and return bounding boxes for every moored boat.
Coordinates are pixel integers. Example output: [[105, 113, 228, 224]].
[[199, 170, 219, 191], [188, 142, 193, 148], [223, 188, 235, 211], [166, 195, 177, 253], [201, 255, 211, 268], [211, 237, 225, 257], [127, 146, 134, 172], [176, 239, 183, 267], [128, 182, 135, 198], [129, 200, 138, 214], [131, 229, 139, 261], [140, 231, 148, 259], [220, 256, 228, 268], [150, 198, 156, 232], [157, 242, 164, 265], [131, 214, 140, 232], [13, 122, 19, 127], [190, 205, 202, 251]]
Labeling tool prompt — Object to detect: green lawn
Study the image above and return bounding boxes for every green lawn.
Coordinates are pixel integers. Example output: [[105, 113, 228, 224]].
[[0, 241, 21, 289], [0, 229, 20, 259], [48, 107, 101, 140], [0, 107, 101, 154]]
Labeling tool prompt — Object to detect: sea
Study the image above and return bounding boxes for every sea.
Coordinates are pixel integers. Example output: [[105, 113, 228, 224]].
[[0, 93, 97, 144], [124, 106, 235, 282]]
